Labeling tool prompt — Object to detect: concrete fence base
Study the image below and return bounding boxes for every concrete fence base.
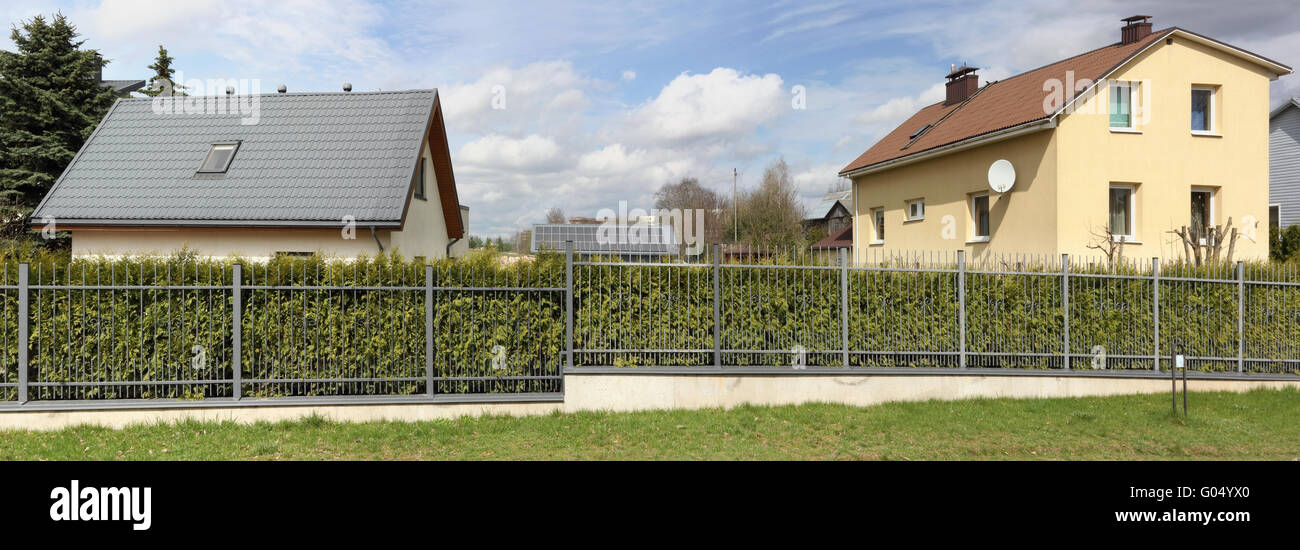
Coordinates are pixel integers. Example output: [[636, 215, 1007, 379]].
[[2, 372, 1298, 431]]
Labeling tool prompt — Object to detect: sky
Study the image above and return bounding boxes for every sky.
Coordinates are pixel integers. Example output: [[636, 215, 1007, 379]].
[[3, 0, 1299, 237]]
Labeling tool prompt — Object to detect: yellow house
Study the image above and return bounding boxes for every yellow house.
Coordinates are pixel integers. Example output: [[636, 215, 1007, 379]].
[[30, 89, 469, 261], [839, 16, 1292, 263]]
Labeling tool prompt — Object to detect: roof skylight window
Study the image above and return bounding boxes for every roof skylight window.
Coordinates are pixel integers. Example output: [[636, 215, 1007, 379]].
[[198, 142, 240, 173]]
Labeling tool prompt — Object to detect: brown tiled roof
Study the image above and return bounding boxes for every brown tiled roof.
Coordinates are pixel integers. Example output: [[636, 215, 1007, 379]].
[[839, 29, 1173, 175], [812, 225, 853, 249]]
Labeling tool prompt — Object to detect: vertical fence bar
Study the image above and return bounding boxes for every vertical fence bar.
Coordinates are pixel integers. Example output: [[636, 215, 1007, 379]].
[[231, 264, 242, 400], [17, 263, 28, 404], [1236, 261, 1244, 374], [839, 248, 849, 368], [957, 250, 966, 369], [425, 264, 435, 396], [1152, 257, 1160, 372], [712, 244, 722, 369], [565, 241, 574, 374], [1061, 253, 1070, 369]]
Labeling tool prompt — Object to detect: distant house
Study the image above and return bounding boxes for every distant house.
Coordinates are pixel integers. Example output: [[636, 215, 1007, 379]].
[[92, 54, 145, 97], [1271, 98, 1300, 231], [803, 190, 852, 236], [31, 89, 468, 260], [838, 16, 1291, 261]]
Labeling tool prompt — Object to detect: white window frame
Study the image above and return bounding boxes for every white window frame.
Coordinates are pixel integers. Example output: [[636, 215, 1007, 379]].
[[906, 199, 925, 221], [1108, 184, 1136, 242], [198, 141, 240, 173], [1109, 82, 1137, 132], [870, 207, 885, 244], [1190, 86, 1217, 135], [1191, 187, 1216, 245], [1270, 204, 1282, 232], [969, 193, 990, 242]]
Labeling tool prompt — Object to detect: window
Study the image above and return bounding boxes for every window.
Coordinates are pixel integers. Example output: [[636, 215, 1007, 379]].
[[1191, 87, 1215, 134], [274, 251, 313, 259], [907, 199, 925, 221], [971, 194, 990, 241], [1270, 205, 1281, 233], [871, 208, 885, 243], [414, 158, 427, 200], [198, 142, 239, 173], [1191, 188, 1214, 244], [1109, 82, 1134, 129], [1108, 185, 1134, 240]]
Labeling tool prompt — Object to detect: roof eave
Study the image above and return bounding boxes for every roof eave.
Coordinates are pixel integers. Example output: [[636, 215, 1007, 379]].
[[838, 118, 1057, 178]]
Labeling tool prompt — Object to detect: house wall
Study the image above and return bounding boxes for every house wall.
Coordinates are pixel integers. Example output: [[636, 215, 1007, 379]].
[[849, 130, 1059, 262], [69, 139, 465, 261], [388, 141, 456, 260], [68, 227, 388, 261], [1055, 37, 1275, 261], [1270, 104, 1300, 229]]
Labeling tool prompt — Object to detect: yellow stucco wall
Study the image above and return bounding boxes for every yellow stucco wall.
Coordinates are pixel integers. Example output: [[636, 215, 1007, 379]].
[[69, 140, 464, 261], [850, 36, 1277, 263], [1055, 36, 1274, 261], [849, 130, 1059, 263]]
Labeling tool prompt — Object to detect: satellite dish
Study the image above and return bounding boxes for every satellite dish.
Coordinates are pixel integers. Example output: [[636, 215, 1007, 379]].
[[988, 159, 1015, 193]]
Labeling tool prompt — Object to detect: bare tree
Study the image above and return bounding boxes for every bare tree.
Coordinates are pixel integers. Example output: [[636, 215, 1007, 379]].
[[1085, 224, 1128, 269], [1169, 218, 1239, 266], [653, 177, 729, 245], [827, 177, 850, 193], [544, 207, 566, 225], [728, 158, 807, 248]]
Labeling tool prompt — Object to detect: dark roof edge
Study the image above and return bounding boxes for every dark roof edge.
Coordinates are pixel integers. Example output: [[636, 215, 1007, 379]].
[[107, 88, 439, 103]]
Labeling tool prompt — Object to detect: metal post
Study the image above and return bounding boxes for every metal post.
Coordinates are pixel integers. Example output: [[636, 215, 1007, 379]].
[[231, 263, 242, 400], [1152, 257, 1160, 372], [425, 264, 435, 396], [712, 244, 722, 369], [1236, 261, 1245, 374], [839, 248, 850, 368], [565, 241, 574, 373], [957, 250, 966, 369], [1171, 343, 1178, 415], [17, 263, 28, 404], [1061, 253, 1070, 369]]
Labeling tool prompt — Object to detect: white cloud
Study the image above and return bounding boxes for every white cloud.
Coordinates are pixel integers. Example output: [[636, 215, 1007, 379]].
[[625, 68, 786, 145], [621, 70, 636, 81], [457, 134, 565, 172]]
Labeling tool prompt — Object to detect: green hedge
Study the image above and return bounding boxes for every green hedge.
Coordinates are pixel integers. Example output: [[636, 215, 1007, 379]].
[[1, 247, 1297, 401]]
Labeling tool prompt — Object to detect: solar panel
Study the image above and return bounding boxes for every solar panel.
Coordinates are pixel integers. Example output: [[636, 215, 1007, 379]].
[[531, 223, 679, 255]]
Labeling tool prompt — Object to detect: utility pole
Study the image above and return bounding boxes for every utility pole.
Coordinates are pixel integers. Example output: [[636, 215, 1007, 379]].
[[732, 168, 738, 242]]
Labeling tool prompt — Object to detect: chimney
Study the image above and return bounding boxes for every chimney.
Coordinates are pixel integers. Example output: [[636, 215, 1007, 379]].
[[944, 65, 979, 105], [1121, 15, 1152, 45]]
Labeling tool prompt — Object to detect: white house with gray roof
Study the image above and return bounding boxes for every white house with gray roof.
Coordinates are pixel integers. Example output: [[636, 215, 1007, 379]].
[[1271, 98, 1300, 231], [30, 88, 468, 260]]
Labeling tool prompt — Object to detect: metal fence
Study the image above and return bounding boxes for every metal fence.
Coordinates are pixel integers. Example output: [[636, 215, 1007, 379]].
[[2, 244, 1299, 408]]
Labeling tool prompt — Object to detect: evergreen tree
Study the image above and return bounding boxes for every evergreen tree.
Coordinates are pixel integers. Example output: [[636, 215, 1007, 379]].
[[0, 13, 117, 207], [138, 44, 188, 97]]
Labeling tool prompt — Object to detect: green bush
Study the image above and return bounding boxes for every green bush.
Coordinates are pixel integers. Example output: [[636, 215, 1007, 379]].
[[1, 247, 1297, 402]]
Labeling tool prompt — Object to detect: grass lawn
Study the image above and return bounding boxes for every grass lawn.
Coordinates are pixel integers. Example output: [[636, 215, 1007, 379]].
[[2, 389, 1298, 460]]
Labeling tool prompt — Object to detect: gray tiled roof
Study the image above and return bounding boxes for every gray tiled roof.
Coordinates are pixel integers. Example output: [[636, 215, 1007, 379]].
[[32, 89, 437, 226]]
